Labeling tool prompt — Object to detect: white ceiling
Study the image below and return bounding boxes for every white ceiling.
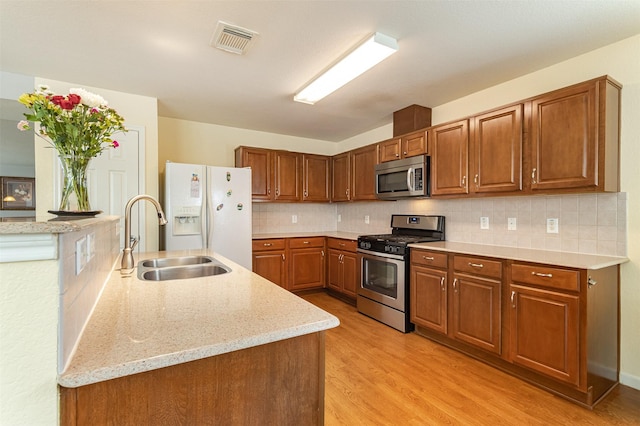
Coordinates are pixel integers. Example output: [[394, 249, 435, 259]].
[[1, 1, 639, 142]]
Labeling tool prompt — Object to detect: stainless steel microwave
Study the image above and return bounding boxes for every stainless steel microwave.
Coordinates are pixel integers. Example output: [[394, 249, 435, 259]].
[[375, 155, 430, 200]]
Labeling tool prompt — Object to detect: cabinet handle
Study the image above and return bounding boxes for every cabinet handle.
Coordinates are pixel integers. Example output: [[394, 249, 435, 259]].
[[440, 276, 445, 291], [346, 189, 349, 197], [395, 153, 400, 157], [263, 243, 273, 247], [303, 241, 310, 244], [321, 250, 325, 257], [531, 272, 553, 278], [531, 168, 537, 184], [275, 188, 280, 196], [474, 174, 479, 188], [339, 243, 346, 247], [268, 188, 271, 195], [403, 151, 407, 155], [468, 262, 484, 268], [588, 276, 597, 288], [281, 254, 285, 261], [511, 291, 516, 308], [453, 278, 458, 292], [339, 254, 344, 262], [304, 190, 308, 197], [461, 175, 466, 187], [422, 256, 435, 261]]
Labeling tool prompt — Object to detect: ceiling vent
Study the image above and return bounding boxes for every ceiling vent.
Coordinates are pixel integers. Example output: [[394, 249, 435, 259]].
[[210, 21, 258, 55]]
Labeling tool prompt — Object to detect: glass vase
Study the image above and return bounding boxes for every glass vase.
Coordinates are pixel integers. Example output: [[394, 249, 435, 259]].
[[58, 154, 92, 212]]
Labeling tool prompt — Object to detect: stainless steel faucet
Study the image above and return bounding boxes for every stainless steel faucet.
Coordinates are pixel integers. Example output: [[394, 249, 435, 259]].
[[120, 194, 168, 275]]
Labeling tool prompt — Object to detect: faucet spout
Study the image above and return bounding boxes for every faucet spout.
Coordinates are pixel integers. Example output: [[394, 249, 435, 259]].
[[121, 194, 167, 275]]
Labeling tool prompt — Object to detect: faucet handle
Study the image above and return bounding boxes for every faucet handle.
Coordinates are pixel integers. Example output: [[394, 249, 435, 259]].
[[130, 236, 139, 251]]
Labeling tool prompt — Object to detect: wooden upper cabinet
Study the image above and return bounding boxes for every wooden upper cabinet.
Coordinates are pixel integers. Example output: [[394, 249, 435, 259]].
[[431, 119, 469, 196], [273, 151, 300, 201], [351, 144, 378, 201], [302, 154, 330, 202], [332, 152, 351, 202], [403, 130, 428, 158], [378, 131, 427, 163], [235, 146, 273, 201], [529, 77, 620, 192], [471, 104, 523, 194], [378, 137, 402, 162]]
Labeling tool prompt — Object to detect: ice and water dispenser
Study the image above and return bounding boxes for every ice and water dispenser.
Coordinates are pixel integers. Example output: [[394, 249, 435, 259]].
[[172, 205, 202, 235]]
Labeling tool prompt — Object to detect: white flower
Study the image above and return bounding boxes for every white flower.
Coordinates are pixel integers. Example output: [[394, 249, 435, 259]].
[[35, 84, 52, 95], [70, 88, 108, 108], [17, 120, 30, 131]]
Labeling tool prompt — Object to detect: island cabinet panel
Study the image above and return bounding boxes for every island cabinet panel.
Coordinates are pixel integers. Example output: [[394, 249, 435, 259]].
[[302, 154, 330, 202], [471, 104, 523, 194], [252, 239, 287, 288], [60, 332, 327, 426], [235, 146, 273, 201], [289, 237, 326, 291], [529, 76, 621, 193], [430, 119, 470, 196]]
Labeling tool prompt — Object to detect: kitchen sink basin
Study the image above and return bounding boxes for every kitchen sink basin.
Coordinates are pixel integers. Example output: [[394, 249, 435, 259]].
[[140, 255, 214, 268], [137, 257, 231, 282]]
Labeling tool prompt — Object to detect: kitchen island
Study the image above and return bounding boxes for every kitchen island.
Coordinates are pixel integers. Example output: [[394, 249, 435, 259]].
[[58, 248, 339, 425]]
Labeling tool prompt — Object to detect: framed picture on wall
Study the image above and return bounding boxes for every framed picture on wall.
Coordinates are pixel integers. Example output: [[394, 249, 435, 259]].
[[1, 177, 36, 210]]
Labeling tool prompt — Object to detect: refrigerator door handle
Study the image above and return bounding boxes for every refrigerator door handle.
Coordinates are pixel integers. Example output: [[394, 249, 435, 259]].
[[205, 181, 213, 249]]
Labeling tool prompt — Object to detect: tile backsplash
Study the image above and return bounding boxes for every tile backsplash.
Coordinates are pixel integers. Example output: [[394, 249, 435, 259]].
[[253, 193, 627, 257]]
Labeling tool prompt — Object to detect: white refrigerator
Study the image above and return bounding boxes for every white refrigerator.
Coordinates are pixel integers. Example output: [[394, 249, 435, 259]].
[[164, 161, 252, 270]]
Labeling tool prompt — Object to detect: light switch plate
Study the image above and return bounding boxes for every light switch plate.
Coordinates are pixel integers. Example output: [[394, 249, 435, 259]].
[[75, 236, 87, 275], [337, 214, 341, 223], [364, 215, 370, 224], [547, 218, 559, 233], [508, 217, 517, 231], [480, 217, 489, 230], [291, 215, 298, 224]]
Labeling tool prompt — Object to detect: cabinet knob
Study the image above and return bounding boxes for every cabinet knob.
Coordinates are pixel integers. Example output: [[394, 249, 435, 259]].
[[396, 153, 400, 157], [275, 188, 280, 196], [403, 151, 407, 155]]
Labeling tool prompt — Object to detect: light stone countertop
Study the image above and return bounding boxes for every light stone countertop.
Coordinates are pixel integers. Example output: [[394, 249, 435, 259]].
[[0, 215, 119, 234], [410, 241, 628, 270], [58, 249, 340, 388], [253, 231, 361, 240]]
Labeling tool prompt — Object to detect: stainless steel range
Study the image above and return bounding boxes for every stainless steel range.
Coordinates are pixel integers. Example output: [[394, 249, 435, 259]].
[[357, 214, 445, 332]]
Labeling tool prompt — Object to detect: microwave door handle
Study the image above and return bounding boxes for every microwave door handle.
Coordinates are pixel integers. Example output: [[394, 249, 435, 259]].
[[407, 168, 415, 191]]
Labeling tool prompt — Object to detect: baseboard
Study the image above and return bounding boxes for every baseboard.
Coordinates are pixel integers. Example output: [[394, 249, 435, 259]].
[[620, 371, 640, 391]]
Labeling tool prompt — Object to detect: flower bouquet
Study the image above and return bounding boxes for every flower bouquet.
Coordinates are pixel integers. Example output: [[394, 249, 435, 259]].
[[18, 85, 126, 212]]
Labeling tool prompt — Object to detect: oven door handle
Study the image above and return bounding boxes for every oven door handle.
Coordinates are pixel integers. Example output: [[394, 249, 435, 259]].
[[357, 248, 405, 261]]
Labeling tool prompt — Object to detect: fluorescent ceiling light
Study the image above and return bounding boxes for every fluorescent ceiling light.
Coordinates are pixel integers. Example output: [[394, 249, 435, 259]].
[[294, 32, 398, 105]]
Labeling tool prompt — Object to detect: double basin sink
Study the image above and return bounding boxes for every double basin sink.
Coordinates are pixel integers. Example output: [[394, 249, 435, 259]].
[[137, 255, 231, 281]]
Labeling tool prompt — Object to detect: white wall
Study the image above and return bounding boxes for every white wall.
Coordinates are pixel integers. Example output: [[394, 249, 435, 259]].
[[33, 78, 161, 251]]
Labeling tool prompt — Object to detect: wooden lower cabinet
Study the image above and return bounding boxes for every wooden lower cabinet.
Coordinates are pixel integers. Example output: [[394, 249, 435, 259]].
[[252, 239, 287, 288], [253, 237, 326, 292], [60, 332, 327, 425], [289, 237, 326, 291], [410, 249, 620, 408], [326, 238, 359, 299]]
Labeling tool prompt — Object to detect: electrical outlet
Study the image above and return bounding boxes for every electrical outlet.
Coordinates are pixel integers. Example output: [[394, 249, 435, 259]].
[[75, 237, 87, 275], [364, 215, 370, 224], [508, 217, 517, 231], [480, 216, 489, 230], [337, 214, 341, 222], [291, 215, 298, 224], [547, 218, 559, 233]]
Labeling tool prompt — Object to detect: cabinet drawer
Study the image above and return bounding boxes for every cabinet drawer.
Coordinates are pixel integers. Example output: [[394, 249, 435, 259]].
[[454, 256, 502, 279], [252, 238, 286, 251], [411, 250, 448, 269], [511, 264, 580, 292], [289, 237, 325, 249], [327, 238, 357, 252]]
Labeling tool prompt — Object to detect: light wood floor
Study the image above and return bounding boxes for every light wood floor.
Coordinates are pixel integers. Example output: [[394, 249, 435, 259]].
[[301, 292, 640, 425]]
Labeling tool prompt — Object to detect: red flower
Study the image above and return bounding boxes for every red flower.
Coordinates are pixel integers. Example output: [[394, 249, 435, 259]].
[[49, 94, 81, 110], [112, 141, 119, 148]]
